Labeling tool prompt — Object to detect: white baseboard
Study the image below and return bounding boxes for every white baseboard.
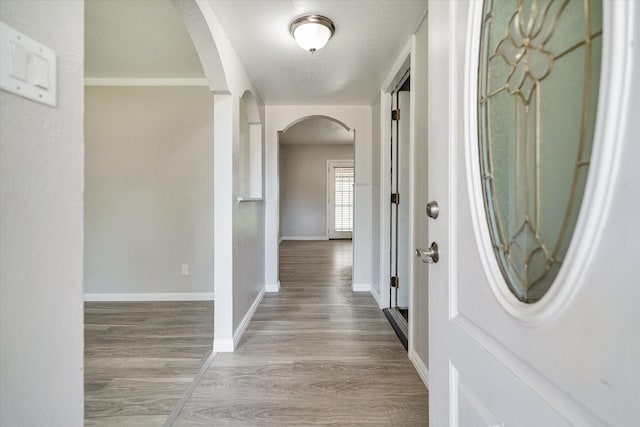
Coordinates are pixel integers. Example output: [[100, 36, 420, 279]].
[[213, 338, 234, 352], [409, 349, 430, 388], [232, 285, 265, 350], [84, 292, 214, 302], [281, 236, 328, 241], [370, 285, 382, 307], [352, 283, 371, 292], [265, 281, 280, 292]]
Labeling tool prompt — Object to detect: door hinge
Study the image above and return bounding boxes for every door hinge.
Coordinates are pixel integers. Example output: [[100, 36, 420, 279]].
[[392, 109, 400, 121], [391, 193, 400, 204], [391, 276, 399, 288]]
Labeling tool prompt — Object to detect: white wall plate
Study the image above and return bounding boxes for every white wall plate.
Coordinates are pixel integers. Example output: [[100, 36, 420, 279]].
[[0, 22, 57, 107]]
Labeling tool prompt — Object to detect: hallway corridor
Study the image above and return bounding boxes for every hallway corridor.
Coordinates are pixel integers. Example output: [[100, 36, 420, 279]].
[[172, 240, 428, 425]]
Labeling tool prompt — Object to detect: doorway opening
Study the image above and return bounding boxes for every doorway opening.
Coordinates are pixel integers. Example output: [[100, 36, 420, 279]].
[[328, 160, 355, 240], [278, 116, 355, 239], [384, 70, 411, 350], [83, 0, 216, 423], [278, 115, 355, 287]]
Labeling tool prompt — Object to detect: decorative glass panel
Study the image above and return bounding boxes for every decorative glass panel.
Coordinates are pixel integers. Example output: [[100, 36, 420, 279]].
[[478, 0, 602, 303]]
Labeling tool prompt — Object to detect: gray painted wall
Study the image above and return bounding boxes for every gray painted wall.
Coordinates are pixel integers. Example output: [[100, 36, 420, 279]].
[[84, 86, 214, 295], [0, 1, 84, 425], [280, 144, 354, 239], [232, 97, 266, 331]]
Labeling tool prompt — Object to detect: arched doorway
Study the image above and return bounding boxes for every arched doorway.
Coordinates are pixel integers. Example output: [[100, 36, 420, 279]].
[[264, 106, 372, 295]]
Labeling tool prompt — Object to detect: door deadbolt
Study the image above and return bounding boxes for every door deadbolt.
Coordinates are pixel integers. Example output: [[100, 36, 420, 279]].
[[416, 242, 439, 264], [426, 201, 439, 219]]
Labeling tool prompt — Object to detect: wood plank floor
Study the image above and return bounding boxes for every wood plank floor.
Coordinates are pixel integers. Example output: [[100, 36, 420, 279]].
[[84, 301, 214, 426], [172, 240, 429, 426]]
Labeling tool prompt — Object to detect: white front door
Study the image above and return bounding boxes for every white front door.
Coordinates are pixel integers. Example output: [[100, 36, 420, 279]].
[[427, 1, 639, 426]]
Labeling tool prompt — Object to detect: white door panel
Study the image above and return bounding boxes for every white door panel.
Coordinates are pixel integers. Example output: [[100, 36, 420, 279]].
[[457, 375, 502, 427], [452, 348, 572, 427], [428, 1, 639, 426]]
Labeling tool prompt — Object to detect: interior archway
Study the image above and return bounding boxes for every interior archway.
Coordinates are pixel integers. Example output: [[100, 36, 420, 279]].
[[171, 0, 228, 92], [282, 114, 351, 133], [264, 106, 372, 297], [83, 0, 225, 423], [278, 115, 355, 289]]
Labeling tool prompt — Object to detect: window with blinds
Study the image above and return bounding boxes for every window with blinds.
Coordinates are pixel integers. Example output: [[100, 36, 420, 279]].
[[334, 167, 354, 232]]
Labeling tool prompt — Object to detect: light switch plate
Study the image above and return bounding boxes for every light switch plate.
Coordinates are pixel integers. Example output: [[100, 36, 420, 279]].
[[0, 22, 57, 107]]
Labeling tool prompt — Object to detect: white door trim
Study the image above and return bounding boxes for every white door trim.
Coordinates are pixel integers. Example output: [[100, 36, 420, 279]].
[[378, 40, 412, 311]]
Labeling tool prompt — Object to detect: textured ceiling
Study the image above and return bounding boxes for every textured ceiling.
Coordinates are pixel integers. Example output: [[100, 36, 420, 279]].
[[279, 117, 354, 145], [85, 0, 204, 78], [208, 0, 428, 105], [85, 0, 427, 105]]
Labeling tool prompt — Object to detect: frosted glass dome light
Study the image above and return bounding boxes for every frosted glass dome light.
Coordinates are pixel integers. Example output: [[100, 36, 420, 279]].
[[290, 15, 335, 53]]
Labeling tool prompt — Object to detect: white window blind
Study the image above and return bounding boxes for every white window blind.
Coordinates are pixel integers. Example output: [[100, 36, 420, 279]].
[[334, 167, 354, 232]]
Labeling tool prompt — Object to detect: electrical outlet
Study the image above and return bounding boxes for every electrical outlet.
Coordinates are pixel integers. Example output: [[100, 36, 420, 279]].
[[181, 263, 190, 276]]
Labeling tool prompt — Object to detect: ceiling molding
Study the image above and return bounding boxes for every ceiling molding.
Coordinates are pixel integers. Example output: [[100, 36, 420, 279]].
[[84, 78, 209, 87]]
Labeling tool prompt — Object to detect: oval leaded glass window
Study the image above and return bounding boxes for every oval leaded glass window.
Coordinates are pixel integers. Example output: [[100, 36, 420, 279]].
[[478, 0, 602, 303]]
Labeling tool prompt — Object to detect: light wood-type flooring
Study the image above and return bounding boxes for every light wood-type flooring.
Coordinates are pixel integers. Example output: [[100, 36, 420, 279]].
[[84, 301, 214, 426], [172, 240, 428, 425], [84, 240, 428, 426]]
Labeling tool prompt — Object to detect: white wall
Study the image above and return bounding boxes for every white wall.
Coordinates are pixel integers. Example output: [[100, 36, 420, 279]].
[[84, 86, 214, 298], [370, 93, 382, 305], [280, 144, 354, 239], [265, 106, 372, 292], [0, 1, 84, 425], [185, 1, 266, 351], [410, 14, 430, 377]]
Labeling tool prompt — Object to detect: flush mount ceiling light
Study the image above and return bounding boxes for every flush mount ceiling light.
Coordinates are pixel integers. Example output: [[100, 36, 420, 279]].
[[290, 15, 335, 53]]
